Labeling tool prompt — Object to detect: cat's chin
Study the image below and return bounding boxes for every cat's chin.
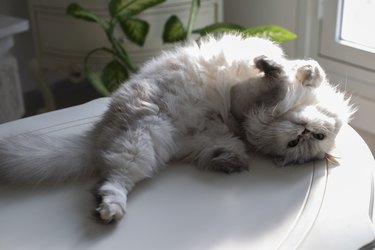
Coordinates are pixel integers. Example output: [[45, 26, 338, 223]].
[[272, 155, 308, 167], [272, 157, 311, 167], [273, 153, 338, 167], [272, 153, 321, 167]]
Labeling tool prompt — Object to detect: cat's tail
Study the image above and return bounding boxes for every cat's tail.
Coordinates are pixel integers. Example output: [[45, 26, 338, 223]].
[[0, 133, 96, 185]]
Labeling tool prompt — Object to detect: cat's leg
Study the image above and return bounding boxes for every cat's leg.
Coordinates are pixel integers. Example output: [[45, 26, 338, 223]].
[[177, 121, 249, 174], [93, 115, 176, 223], [93, 178, 129, 223], [231, 56, 289, 121], [254, 55, 284, 79]]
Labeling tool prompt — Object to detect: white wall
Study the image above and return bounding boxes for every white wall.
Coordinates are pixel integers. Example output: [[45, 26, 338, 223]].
[[224, 0, 299, 58]]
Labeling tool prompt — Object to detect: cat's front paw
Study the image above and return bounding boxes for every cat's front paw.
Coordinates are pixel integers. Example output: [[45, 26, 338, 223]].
[[296, 60, 325, 87], [209, 148, 249, 174]]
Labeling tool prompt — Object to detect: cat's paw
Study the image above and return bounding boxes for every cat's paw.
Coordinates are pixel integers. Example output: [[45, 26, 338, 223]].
[[96, 201, 125, 223], [92, 182, 127, 224], [254, 55, 283, 78], [296, 60, 325, 87], [209, 148, 249, 174]]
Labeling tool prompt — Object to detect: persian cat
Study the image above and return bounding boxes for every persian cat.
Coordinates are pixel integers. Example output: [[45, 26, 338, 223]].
[[0, 34, 353, 223]]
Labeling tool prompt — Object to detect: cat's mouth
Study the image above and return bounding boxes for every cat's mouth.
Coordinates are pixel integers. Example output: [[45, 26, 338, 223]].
[[273, 157, 315, 167]]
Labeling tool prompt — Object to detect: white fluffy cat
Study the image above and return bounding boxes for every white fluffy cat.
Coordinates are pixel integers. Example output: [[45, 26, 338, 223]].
[[0, 33, 353, 223]]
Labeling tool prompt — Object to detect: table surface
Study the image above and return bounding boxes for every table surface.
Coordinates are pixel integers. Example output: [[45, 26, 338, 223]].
[[0, 98, 374, 250]]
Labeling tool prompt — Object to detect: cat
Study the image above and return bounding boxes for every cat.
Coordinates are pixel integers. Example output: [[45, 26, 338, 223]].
[[0, 33, 353, 223]]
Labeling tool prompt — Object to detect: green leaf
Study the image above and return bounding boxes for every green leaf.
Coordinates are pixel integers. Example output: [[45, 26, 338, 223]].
[[101, 60, 129, 92], [163, 15, 187, 43], [194, 23, 245, 36], [66, 3, 100, 23], [242, 25, 297, 43], [85, 69, 110, 96], [118, 17, 149, 46], [109, 0, 166, 17]]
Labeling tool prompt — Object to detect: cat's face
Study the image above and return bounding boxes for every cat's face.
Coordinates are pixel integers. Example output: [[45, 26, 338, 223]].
[[244, 104, 344, 166]]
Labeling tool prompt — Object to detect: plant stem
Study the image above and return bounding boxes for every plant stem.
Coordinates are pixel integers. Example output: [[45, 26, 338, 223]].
[[111, 36, 139, 72], [106, 19, 139, 72], [186, 0, 200, 40], [83, 47, 114, 96], [84, 47, 115, 70]]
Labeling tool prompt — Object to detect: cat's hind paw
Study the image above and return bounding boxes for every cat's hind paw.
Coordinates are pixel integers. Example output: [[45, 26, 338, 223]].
[[92, 182, 127, 224], [96, 202, 126, 223]]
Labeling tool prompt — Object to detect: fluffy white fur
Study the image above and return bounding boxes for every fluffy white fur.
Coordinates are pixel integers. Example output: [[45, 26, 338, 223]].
[[0, 33, 353, 223]]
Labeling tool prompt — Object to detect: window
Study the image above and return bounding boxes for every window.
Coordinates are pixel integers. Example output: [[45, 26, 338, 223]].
[[340, 0, 375, 51], [298, 0, 375, 135], [320, 0, 375, 71]]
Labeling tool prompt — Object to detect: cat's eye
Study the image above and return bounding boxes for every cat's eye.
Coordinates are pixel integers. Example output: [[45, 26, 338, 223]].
[[287, 138, 299, 148], [313, 133, 325, 140]]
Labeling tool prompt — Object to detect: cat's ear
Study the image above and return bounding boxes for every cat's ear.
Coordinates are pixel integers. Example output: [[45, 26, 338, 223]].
[[254, 56, 284, 79]]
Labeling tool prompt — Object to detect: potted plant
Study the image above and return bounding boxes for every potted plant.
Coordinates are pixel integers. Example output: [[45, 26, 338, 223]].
[[67, 0, 296, 96]]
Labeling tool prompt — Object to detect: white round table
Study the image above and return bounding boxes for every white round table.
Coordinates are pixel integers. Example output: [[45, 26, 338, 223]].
[[0, 98, 374, 250]]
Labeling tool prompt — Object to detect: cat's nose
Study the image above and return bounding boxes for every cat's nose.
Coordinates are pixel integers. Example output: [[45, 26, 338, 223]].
[[302, 128, 310, 134]]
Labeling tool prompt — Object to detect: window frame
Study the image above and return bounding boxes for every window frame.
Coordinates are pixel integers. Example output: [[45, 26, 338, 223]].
[[319, 0, 375, 72]]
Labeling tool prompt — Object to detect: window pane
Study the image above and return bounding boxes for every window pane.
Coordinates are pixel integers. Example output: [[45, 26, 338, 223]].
[[340, 0, 375, 51]]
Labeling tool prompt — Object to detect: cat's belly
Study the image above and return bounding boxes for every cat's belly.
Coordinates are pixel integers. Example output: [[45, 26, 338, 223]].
[[157, 85, 214, 133]]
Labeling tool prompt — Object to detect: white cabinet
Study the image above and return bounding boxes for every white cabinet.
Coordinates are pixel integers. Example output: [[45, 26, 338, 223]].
[[0, 15, 29, 123]]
